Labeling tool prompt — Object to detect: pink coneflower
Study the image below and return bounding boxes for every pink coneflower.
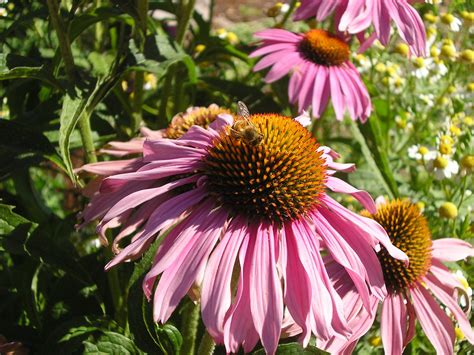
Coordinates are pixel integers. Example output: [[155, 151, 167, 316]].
[[294, 0, 427, 56], [319, 199, 474, 354], [250, 29, 371, 122], [79, 112, 407, 354]]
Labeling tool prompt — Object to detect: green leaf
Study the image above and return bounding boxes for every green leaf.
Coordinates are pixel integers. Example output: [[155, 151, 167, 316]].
[[59, 74, 121, 183], [156, 324, 182, 355], [0, 203, 36, 236], [128, 35, 197, 84], [349, 120, 398, 198], [253, 343, 329, 354], [0, 120, 65, 175], [43, 316, 122, 353], [58, 90, 87, 184], [83, 331, 143, 354], [0, 66, 64, 90], [69, 7, 129, 42]]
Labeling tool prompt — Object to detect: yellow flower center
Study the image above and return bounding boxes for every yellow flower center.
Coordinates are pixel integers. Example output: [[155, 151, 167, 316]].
[[461, 155, 474, 170], [203, 114, 327, 223], [439, 142, 453, 155], [364, 200, 432, 294], [299, 29, 350, 66], [434, 156, 449, 168], [418, 146, 429, 155]]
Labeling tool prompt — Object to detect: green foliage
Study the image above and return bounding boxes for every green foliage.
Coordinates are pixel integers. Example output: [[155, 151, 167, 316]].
[[0, 0, 472, 354]]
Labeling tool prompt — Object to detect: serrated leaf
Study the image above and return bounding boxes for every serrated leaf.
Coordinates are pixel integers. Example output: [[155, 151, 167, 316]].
[[253, 343, 329, 354]]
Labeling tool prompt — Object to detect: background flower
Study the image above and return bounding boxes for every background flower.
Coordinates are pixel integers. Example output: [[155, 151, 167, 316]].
[[295, 0, 427, 56], [319, 200, 474, 354], [251, 28, 371, 121]]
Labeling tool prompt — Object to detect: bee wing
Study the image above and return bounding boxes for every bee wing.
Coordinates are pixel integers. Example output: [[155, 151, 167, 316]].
[[237, 101, 250, 120]]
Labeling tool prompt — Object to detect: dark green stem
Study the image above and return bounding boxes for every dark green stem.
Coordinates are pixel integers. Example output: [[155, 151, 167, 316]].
[[179, 301, 200, 355], [94, 0, 104, 51], [197, 331, 215, 355], [46, 0, 76, 82], [175, 0, 196, 45], [105, 243, 125, 327]]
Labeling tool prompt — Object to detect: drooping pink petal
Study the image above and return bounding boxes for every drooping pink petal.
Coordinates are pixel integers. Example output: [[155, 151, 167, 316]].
[[381, 293, 407, 354], [98, 175, 198, 234], [322, 195, 408, 263], [249, 224, 283, 355], [201, 217, 246, 343], [106, 188, 207, 271], [316, 206, 386, 301], [432, 238, 474, 262], [312, 209, 372, 313], [152, 207, 228, 323], [76, 159, 144, 176], [410, 284, 455, 354], [224, 235, 260, 353], [425, 274, 474, 344], [325, 176, 376, 213], [281, 225, 312, 346]]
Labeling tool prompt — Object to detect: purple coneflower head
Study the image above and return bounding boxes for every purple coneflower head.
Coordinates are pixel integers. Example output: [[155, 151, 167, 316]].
[[250, 29, 372, 122], [319, 199, 474, 354], [79, 113, 408, 354], [294, 0, 427, 57]]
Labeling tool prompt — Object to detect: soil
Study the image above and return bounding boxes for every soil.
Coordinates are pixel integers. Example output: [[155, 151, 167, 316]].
[[214, 0, 276, 22]]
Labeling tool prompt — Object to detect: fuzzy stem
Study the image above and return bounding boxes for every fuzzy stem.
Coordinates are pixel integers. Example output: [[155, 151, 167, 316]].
[[77, 114, 97, 163], [197, 331, 215, 355], [179, 301, 200, 355]]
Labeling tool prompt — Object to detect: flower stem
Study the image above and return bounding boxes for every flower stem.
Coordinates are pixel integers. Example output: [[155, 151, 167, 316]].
[[175, 0, 196, 45], [132, 0, 149, 132], [197, 331, 215, 355], [158, 0, 196, 124], [179, 300, 200, 355], [277, 0, 298, 28], [78, 114, 97, 163], [105, 243, 125, 327]]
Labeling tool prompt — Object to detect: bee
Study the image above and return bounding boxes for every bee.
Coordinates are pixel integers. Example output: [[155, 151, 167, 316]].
[[230, 101, 263, 146]]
